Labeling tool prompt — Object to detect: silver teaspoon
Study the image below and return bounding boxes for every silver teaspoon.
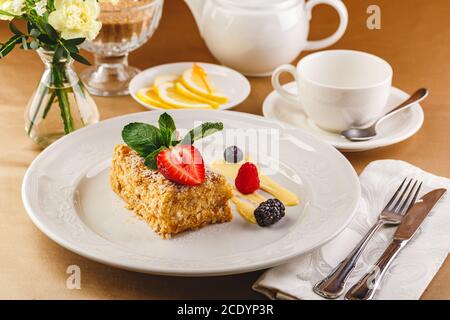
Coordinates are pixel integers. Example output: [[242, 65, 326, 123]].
[[341, 88, 428, 141]]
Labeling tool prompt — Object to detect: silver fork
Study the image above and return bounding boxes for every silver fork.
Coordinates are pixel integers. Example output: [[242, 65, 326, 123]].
[[313, 178, 422, 299]]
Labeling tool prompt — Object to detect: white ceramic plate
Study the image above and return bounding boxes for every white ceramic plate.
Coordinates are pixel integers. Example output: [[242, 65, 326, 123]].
[[263, 83, 424, 152], [129, 62, 251, 110], [22, 110, 360, 276]]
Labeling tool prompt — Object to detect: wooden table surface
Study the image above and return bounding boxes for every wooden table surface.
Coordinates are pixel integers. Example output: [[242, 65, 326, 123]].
[[0, 0, 449, 299]]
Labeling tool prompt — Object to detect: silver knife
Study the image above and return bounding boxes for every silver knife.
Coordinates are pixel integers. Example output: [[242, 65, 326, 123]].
[[345, 188, 447, 300]]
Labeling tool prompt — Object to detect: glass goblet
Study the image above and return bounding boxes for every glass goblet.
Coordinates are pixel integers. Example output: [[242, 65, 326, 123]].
[[81, 0, 164, 96]]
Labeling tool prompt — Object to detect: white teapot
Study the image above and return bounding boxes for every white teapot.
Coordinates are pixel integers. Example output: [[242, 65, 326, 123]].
[[185, 0, 348, 76]]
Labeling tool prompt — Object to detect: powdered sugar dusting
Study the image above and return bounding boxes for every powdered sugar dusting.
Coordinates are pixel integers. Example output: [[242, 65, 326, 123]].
[[124, 145, 223, 191]]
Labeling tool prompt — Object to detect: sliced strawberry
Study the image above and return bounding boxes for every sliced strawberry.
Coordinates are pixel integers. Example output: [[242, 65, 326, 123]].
[[157, 145, 206, 186]]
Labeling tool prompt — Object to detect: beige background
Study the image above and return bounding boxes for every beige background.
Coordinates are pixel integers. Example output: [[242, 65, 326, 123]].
[[0, 0, 449, 299]]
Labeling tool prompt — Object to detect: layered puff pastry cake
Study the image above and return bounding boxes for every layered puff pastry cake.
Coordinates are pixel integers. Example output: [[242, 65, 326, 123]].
[[110, 144, 233, 238]]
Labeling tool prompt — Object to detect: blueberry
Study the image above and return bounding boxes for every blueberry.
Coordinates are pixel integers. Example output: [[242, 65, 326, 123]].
[[223, 146, 243, 163]]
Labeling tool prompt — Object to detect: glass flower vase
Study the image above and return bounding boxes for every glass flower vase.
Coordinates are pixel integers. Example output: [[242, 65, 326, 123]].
[[24, 49, 100, 148]]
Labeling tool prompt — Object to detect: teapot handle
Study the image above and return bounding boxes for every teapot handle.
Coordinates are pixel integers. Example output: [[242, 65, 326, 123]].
[[304, 0, 348, 51]]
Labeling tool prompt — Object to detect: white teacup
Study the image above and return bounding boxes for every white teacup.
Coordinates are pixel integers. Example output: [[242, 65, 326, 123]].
[[272, 50, 393, 132]]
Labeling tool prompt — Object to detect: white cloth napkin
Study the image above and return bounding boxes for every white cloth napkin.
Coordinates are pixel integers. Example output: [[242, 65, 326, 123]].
[[253, 160, 450, 300]]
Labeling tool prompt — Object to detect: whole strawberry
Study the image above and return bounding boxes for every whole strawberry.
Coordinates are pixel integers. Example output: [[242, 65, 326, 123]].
[[235, 162, 260, 194]]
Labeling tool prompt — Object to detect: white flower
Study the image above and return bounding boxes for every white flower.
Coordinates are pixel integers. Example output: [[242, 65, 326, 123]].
[[35, 0, 47, 16], [99, 0, 119, 5], [48, 0, 102, 41], [0, 0, 25, 20]]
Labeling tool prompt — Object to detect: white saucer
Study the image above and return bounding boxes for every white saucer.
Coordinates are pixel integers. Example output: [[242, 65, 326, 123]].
[[129, 62, 251, 110], [262, 83, 424, 152]]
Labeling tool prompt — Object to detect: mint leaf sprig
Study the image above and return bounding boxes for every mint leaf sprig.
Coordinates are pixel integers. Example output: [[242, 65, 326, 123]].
[[122, 113, 223, 170]]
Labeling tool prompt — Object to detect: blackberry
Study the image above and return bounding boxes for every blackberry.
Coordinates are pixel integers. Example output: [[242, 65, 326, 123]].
[[224, 145, 243, 163], [254, 199, 285, 227]]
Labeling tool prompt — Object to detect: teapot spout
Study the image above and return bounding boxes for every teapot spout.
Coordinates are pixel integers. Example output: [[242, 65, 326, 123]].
[[184, 0, 205, 36]]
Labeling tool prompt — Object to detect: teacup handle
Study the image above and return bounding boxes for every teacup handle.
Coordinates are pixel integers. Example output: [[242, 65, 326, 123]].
[[271, 64, 300, 104], [304, 0, 348, 51]]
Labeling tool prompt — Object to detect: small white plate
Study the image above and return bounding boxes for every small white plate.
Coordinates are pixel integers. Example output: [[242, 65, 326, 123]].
[[129, 62, 251, 110], [22, 110, 360, 276], [263, 83, 424, 152]]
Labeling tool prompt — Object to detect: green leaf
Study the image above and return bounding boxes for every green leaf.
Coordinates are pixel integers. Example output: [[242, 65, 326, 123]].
[[61, 47, 69, 59], [53, 45, 64, 64], [181, 122, 224, 145], [38, 34, 57, 45], [144, 146, 165, 170], [158, 112, 176, 133], [64, 37, 85, 46], [122, 122, 162, 157], [65, 43, 79, 54], [27, 22, 34, 34], [47, 0, 55, 11], [9, 21, 22, 35], [44, 23, 58, 41], [158, 112, 176, 146], [159, 128, 173, 147], [69, 52, 91, 65], [0, 35, 22, 59]]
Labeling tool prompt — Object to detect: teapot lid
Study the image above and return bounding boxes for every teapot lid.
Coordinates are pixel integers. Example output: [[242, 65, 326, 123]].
[[216, 0, 299, 10]]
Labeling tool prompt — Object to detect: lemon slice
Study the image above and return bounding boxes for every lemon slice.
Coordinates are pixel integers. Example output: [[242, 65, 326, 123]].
[[181, 65, 229, 104], [153, 74, 178, 89], [136, 88, 172, 109], [155, 82, 214, 109], [174, 81, 221, 109]]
